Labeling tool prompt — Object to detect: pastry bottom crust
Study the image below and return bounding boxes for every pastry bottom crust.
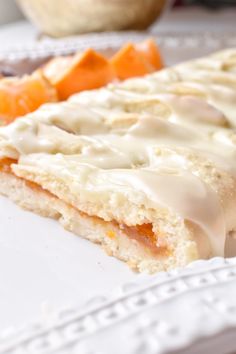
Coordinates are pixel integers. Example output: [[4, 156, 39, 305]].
[[0, 171, 175, 273], [0, 170, 180, 273]]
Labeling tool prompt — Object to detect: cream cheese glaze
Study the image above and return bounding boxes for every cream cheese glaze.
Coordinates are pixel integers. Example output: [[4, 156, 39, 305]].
[[1, 49, 236, 257]]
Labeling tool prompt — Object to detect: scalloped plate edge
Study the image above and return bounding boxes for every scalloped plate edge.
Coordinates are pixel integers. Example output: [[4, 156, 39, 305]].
[[1, 257, 236, 354]]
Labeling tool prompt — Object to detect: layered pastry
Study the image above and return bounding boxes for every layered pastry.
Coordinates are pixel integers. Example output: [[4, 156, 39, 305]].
[[1, 49, 236, 273]]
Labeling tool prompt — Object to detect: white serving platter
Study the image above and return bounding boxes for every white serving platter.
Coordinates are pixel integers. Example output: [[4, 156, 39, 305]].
[[0, 31, 236, 353]]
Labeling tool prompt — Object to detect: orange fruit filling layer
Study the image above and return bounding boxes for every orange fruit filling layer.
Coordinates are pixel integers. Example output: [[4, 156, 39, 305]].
[[0, 158, 17, 172], [0, 159, 168, 256]]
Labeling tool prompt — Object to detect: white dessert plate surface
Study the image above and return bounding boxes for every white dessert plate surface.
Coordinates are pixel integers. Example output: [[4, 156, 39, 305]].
[[1, 31, 236, 353]]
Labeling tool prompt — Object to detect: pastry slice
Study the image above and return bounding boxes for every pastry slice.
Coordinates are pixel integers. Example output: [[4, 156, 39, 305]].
[[1, 49, 236, 273]]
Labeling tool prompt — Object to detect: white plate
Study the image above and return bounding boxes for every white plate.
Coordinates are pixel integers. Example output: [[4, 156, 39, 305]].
[[1, 257, 236, 354], [0, 197, 136, 332], [0, 32, 236, 353]]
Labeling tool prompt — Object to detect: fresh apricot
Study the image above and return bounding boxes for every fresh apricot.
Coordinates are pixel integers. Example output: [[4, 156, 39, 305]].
[[136, 38, 164, 70], [0, 70, 58, 124], [43, 49, 115, 100]]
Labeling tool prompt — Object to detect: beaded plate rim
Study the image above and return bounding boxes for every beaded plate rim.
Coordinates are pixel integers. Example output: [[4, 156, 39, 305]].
[[0, 31, 236, 61], [1, 257, 236, 354]]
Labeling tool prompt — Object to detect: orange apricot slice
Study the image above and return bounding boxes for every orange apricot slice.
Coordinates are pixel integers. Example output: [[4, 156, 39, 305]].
[[110, 39, 164, 80], [110, 43, 153, 80], [136, 38, 164, 70], [0, 70, 58, 124], [43, 49, 116, 100]]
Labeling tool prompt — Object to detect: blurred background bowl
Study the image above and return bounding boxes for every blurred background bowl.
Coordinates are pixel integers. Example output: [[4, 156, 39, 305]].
[[16, 0, 168, 37], [0, 0, 23, 25]]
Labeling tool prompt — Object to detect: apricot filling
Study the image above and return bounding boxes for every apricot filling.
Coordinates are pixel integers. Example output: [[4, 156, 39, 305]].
[[121, 223, 168, 256], [0, 161, 168, 256], [0, 158, 17, 173]]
